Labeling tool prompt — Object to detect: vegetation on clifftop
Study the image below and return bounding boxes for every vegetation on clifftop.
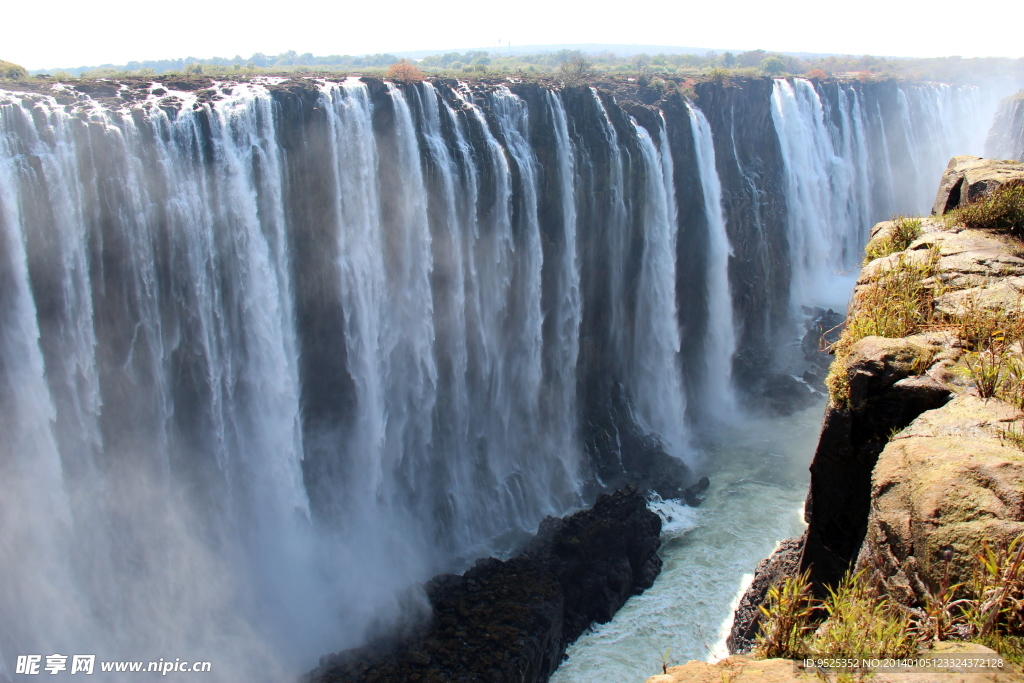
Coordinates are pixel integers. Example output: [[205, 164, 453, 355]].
[[756, 536, 1024, 665], [0, 60, 28, 80], [948, 180, 1024, 238], [20, 47, 1024, 87]]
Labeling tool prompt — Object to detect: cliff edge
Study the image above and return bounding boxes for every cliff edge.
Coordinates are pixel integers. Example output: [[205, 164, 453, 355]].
[[730, 155, 1024, 653]]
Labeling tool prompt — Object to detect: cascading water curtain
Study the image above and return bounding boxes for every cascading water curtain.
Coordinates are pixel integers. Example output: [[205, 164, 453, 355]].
[[0, 79, 712, 679], [771, 77, 991, 309]]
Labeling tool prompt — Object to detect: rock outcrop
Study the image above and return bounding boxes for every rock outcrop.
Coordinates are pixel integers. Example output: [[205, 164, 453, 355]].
[[306, 486, 662, 683], [986, 92, 1024, 162], [648, 643, 1014, 683], [931, 155, 1024, 216], [856, 395, 1024, 602], [730, 156, 1024, 651]]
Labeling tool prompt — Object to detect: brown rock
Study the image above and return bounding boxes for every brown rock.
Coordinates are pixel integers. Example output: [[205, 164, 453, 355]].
[[931, 156, 1024, 216], [856, 395, 1024, 595]]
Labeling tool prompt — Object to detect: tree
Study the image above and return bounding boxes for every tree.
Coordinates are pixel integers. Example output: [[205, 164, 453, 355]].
[[386, 59, 424, 83], [737, 49, 768, 68], [558, 56, 595, 87], [760, 56, 787, 77], [805, 68, 828, 80]]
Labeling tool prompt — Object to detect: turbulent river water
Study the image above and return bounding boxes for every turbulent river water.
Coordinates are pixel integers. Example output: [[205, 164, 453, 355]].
[[552, 402, 824, 681]]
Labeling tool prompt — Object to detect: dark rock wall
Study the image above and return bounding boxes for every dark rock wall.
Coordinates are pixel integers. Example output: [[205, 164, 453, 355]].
[[986, 93, 1024, 161], [305, 486, 662, 683], [693, 79, 790, 393]]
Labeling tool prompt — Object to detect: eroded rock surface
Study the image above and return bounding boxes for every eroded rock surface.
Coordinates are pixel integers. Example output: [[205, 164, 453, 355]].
[[856, 396, 1024, 602], [306, 486, 662, 683], [931, 155, 1024, 216]]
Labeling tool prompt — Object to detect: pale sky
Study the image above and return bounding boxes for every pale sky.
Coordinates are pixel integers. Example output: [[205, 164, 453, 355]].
[[7, 0, 1023, 71]]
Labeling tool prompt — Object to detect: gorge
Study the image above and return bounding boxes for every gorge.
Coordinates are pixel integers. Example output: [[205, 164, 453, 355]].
[[0, 74, 1007, 681]]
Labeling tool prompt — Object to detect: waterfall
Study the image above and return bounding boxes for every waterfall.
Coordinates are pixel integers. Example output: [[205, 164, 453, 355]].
[[0, 75, 1005, 678], [687, 103, 737, 417], [771, 77, 992, 310], [630, 116, 687, 456]]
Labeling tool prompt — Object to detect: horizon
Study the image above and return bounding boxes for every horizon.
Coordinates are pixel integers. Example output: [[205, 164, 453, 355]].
[[6, 0, 1023, 72]]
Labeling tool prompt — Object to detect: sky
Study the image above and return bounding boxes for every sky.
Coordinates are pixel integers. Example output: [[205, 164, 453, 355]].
[[6, 0, 1023, 70]]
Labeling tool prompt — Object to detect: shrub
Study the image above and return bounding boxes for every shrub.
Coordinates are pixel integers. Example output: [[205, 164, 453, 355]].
[[0, 59, 29, 80], [558, 56, 594, 87], [705, 67, 731, 85], [386, 59, 424, 83], [760, 56, 787, 77], [948, 180, 1024, 238], [805, 68, 828, 80], [809, 571, 916, 659]]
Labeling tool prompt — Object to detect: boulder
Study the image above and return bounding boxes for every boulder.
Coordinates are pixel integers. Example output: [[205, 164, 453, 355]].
[[306, 486, 662, 683], [856, 396, 1024, 600], [931, 156, 1024, 216]]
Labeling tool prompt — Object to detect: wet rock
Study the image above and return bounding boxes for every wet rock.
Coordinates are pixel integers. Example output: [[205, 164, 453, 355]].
[[728, 536, 804, 654], [305, 486, 662, 683]]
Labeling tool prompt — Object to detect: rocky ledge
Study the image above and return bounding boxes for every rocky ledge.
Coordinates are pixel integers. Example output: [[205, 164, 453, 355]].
[[729, 155, 1024, 652], [647, 643, 1016, 683], [305, 486, 663, 683]]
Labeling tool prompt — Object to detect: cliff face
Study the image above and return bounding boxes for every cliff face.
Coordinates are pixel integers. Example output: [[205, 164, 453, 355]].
[[730, 158, 1024, 652], [986, 92, 1024, 162]]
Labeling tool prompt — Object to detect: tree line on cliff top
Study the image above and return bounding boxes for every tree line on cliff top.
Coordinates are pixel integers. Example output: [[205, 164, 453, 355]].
[[5, 48, 1022, 86]]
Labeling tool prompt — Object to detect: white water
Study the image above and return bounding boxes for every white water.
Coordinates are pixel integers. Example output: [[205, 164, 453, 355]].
[[630, 118, 687, 457], [771, 78, 994, 309], [550, 402, 822, 682], [687, 104, 737, 418], [0, 76, 1007, 680]]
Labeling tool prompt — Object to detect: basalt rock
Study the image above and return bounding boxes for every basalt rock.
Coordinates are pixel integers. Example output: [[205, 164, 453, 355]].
[[931, 155, 1024, 216], [727, 536, 804, 654], [305, 486, 662, 683], [985, 92, 1024, 162]]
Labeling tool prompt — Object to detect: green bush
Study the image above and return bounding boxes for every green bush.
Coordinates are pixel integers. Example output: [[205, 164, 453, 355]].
[[760, 56, 787, 77]]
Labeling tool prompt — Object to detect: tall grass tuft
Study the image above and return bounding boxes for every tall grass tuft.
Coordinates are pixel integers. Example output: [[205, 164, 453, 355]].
[[754, 569, 817, 659], [809, 570, 917, 658], [864, 215, 924, 263], [948, 180, 1024, 237]]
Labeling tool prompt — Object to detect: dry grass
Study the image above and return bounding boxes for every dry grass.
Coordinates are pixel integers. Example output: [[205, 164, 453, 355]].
[[863, 216, 924, 263], [754, 569, 817, 659], [809, 571, 917, 659], [826, 248, 940, 407], [755, 534, 1024, 665], [948, 181, 1024, 238]]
